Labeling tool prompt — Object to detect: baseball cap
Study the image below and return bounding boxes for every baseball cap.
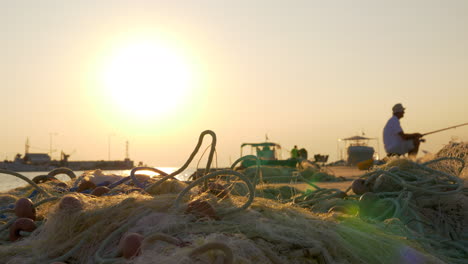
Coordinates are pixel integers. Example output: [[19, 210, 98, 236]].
[[392, 103, 405, 113]]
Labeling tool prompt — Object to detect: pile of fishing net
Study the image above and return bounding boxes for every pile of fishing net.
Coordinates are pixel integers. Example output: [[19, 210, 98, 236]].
[[0, 172, 445, 264], [241, 163, 341, 184], [435, 141, 468, 178], [273, 155, 468, 264], [0, 131, 467, 264]]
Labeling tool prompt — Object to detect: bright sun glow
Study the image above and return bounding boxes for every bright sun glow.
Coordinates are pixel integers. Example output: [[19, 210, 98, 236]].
[[100, 38, 193, 119]]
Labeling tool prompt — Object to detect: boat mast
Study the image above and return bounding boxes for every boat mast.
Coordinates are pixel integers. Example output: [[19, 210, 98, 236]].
[[25, 138, 30, 154]]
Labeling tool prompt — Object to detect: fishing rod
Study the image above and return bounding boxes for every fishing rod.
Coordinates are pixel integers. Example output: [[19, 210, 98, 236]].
[[422, 122, 468, 136]]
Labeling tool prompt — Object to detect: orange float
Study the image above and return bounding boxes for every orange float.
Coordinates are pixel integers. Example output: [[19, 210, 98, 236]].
[[118, 232, 144, 259], [352, 179, 369, 195], [91, 186, 110, 197], [58, 195, 83, 211], [9, 218, 37, 241], [77, 180, 96, 192], [14, 198, 36, 220]]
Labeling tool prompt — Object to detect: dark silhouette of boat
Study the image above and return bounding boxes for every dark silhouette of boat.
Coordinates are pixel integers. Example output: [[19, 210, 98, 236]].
[[0, 151, 134, 172]]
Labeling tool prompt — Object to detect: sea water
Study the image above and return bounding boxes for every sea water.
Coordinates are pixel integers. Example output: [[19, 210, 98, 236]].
[[0, 167, 196, 192]]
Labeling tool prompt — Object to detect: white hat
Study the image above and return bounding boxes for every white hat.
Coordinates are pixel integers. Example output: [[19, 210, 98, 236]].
[[392, 103, 405, 113]]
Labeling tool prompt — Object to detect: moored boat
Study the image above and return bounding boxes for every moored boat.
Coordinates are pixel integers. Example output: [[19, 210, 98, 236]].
[[337, 135, 380, 169], [239, 142, 297, 168]]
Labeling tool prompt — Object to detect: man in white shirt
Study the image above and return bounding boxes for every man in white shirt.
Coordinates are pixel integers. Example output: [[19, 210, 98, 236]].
[[383, 103, 423, 158]]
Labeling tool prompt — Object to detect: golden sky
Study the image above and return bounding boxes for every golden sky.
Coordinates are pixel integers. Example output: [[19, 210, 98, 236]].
[[1, 0, 468, 167]]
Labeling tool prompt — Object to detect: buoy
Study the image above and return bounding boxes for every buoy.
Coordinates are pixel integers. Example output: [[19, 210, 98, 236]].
[[9, 218, 37, 241], [185, 199, 219, 220], [352, 179, 369, 195], [77, 180, 96, 192], [14, 198, 36, 220], [91, 186, 110, 197], [58, 195, 83, 211], [118, 232, 144, 259]]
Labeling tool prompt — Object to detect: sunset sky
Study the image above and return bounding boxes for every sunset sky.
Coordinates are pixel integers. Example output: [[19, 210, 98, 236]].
[[2, 0, 467, 167]]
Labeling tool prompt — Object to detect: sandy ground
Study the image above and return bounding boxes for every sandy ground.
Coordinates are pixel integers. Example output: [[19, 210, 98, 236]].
[[323, 166, 365, 179], [263, 180, 354, 193]]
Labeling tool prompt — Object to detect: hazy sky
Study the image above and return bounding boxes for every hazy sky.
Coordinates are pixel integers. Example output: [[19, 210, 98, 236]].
[[2, 0, 467, 167]]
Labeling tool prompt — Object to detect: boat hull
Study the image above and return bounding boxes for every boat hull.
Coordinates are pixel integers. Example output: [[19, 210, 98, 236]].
[[241, 159, 298, 168]]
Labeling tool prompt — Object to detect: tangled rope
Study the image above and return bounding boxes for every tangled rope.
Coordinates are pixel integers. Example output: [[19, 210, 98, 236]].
[[0, 130, 255, 263], [147, 130, 217, 191], [285, 157, 468, 263], [174, 169, 255, 217]]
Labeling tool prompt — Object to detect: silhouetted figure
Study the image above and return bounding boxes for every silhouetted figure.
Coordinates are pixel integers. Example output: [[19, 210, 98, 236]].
[[383, 103, 423, 158], [290, 145, 299, 159]]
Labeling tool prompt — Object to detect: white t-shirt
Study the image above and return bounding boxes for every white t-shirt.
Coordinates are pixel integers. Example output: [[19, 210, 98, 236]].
[[383, 115, 403, 153]]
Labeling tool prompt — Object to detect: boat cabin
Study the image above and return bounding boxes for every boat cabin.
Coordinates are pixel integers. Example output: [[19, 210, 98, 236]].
[[339, 135, 379, 166], [241, 142, 280, 160], [240, 142, 297, 168]]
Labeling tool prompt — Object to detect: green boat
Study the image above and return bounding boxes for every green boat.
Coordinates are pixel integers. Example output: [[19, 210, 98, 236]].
[[239, 142, 298, 168]]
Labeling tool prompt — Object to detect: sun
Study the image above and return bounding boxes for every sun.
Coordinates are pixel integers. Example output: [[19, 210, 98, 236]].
[[100, 38, 193, 119]]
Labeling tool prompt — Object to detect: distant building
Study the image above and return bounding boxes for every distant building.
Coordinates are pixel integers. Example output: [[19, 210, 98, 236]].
[[23, 153, 51, 164]]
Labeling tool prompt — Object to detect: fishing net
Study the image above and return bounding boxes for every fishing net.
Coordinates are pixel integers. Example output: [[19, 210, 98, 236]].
[[0, 132, 466, 264], [240, 164, 341, 184], [435, 141, 468, 179]]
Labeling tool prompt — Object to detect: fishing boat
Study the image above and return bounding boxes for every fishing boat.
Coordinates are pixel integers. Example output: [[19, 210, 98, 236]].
[[239, 142, 298, 168], [337, 135, 380, 168], [189, 141, 300, 180], [235, 141, 343, 184]]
